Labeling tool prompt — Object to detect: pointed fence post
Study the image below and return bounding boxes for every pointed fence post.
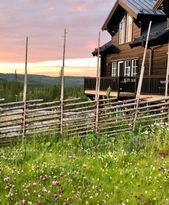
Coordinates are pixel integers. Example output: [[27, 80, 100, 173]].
[[23, 37, 28, 137], [165, 39, 169, 97], [60, 29, 67, 135], [133, 21, 152, 131], [95, 32, 101, 133], [165, 38, 169, 124]]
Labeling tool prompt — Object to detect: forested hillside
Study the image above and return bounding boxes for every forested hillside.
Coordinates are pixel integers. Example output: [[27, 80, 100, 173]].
[[0, 73, 84, 87], [0, 74, 85, 102]]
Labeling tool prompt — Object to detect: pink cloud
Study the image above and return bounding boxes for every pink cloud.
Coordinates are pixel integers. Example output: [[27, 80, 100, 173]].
[[0, 0, 114, 63]]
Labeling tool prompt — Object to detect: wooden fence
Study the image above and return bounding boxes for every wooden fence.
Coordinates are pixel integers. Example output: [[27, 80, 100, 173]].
[[0, 96, 169, 143]]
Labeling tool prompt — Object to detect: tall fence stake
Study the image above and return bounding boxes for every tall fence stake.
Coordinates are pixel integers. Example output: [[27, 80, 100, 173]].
[[133, 21, 152, 131], [165, 38, 169, 97], [60, 29, 67, 135], [95, 32, 101, 133], [23, 37, 28, 137], [165, 38, 169, 124]]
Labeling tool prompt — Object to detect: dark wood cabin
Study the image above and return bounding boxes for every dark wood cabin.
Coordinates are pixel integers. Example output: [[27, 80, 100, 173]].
[[85, 0, 169, 100]]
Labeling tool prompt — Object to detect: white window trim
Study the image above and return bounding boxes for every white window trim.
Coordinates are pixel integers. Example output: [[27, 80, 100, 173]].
[[117, 61, 124, 77], [124, 60, 131, 77], [126, 14, 133, 43], [119, 16, 126, 45], [112, 62, 117, 77], [119, 14, 133, 44], [131, 59, 138, 77]]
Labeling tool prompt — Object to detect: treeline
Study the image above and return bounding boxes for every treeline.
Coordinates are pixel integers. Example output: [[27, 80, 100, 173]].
[[0, 79, 86, 102]]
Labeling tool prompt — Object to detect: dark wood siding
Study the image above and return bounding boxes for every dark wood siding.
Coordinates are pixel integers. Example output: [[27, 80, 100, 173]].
[[152, 44, 168, 75], [101, 20, 168, 78]]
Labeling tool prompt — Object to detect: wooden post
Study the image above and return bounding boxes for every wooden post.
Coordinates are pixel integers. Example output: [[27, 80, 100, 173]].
[[133, 21, 152, 131], [165, 38, 169, 124], [60, 29, 67, 135], [95, 32, 101, 133], [23, 37, 28, 137], [165, 38, 169, 97]]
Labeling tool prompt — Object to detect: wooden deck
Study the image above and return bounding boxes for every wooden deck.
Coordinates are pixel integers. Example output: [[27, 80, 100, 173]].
[[85, 90, 167, 101]]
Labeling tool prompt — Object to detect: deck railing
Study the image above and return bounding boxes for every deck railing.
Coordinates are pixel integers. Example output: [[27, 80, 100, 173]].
[[84, 76, 167, 95], [84, 77, 119, 91]]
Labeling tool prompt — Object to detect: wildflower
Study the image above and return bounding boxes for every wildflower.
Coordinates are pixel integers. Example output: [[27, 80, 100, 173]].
[[3, 177, 9, 182], [4, 186, 8, 190], [19, 200, 26, 205], [60, 172, 64, 177], [37, 201, 43, 205], [54, 194, 60, 201], [52, 180, 61, 186], [42, 187, 47, 193], [58, 189, 64, 194], [23, 188, 29, 193], [83, 163, 87, 168]]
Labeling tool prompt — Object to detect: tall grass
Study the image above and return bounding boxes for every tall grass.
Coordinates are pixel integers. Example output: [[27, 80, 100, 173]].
[[0, 123, 169, 204]]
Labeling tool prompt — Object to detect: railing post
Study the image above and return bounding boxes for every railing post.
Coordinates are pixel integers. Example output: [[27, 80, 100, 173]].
[[60, 29, 67, 135], [165, 38, 169, 97], [95, 32, 101, 133], [133, 21, 152, 131], [23, 37, 28, 137]]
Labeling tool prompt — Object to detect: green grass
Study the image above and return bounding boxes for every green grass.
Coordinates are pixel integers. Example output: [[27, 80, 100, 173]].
[[0, 123, 169, 204]]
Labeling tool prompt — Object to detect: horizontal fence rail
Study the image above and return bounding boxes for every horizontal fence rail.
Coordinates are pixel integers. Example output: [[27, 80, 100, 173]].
[[0, 97, 169, 143]]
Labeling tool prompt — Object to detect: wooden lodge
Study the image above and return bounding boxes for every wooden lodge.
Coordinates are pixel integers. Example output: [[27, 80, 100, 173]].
[[84, 0, 169, 100]]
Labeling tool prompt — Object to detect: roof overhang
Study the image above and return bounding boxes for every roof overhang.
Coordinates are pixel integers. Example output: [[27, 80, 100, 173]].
[[92, 41, 119, 56], [102, 0, 166, 31], [130, 28, 169, 48], [102, 0, 137, 31]]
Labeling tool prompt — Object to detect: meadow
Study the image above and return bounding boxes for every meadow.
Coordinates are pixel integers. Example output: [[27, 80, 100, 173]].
[[0, 123, 169, 204]]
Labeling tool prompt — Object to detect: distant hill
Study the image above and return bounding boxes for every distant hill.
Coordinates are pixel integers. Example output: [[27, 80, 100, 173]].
[[0, 73, 84, 87]]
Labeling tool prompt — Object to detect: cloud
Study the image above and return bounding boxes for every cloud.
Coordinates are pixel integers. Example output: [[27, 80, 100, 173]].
[[0, 58, 98, 77], [0, 0, 114, 63]]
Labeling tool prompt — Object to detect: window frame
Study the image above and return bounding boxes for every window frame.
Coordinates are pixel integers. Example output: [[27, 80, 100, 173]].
[[118, 16, 126, 45], [131, 59, 138, 77], [118, 13, 133, 45], [124, 60, 131, 77], [126, 14, 133, 43], [111, 62, 118, 77]]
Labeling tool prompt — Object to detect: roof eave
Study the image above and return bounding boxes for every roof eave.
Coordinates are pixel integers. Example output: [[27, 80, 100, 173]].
[[102, 0, 138, 31], [101, 1, 119, 31], [137, 13, 166, 21]]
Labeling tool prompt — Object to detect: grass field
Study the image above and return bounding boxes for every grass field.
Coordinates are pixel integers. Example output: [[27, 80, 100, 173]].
[[0, 123, 169, 204]]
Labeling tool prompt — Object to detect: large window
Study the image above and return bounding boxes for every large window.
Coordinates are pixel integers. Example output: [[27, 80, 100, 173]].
[[111, 59, 138, 78], [119, 14, 133, 44], [112, 62, 117, 77]]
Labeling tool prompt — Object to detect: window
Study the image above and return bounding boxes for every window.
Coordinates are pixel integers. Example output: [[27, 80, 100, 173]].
[[124, 60, 131, 77], [126, 14, 133, 42], [119, 16, 126, 44], [112, 62, 117, 77], [131, 59, 138, 77], [119, 14, 133, 44], [114, 59, 138, 78]]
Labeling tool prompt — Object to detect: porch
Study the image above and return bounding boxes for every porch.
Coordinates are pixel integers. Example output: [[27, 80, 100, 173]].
[[84, 76, 167, 99]]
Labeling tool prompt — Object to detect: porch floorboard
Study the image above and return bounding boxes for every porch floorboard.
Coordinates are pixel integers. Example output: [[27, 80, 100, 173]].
[[85, 90, 167, 101]]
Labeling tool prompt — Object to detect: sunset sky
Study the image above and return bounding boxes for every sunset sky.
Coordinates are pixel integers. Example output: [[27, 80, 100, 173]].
[[0, 0, 114, 77]]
